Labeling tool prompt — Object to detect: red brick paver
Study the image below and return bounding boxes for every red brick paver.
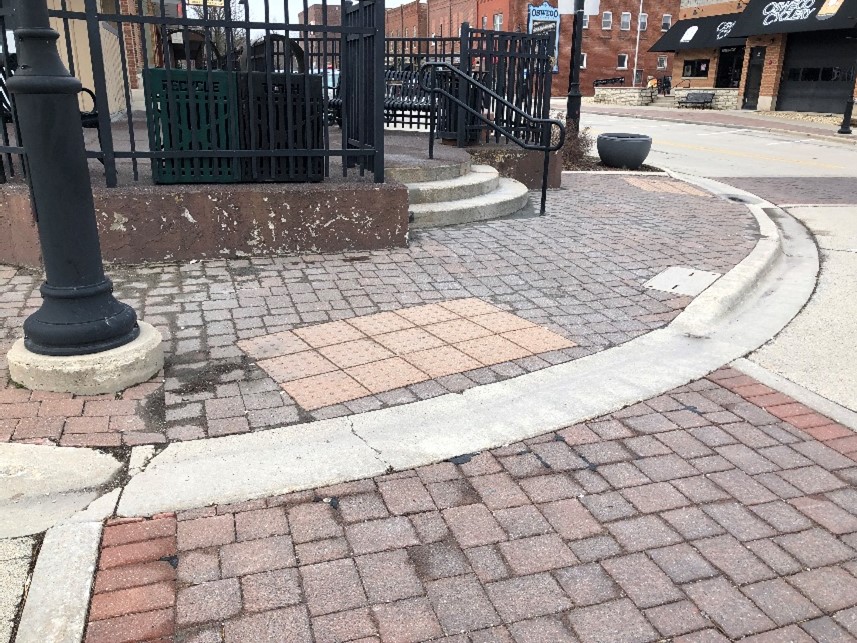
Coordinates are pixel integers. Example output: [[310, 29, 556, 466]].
[[85, 368, 857, 642]]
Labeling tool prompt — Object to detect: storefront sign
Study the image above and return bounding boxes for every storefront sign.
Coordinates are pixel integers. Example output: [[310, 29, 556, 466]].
[[716, 21, 737, 39], [762, 0, 817, 26], [528, 3, 561, 72]]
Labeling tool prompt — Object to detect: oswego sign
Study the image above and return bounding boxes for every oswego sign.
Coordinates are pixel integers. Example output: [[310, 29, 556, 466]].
[[761, 0, 817, 25]]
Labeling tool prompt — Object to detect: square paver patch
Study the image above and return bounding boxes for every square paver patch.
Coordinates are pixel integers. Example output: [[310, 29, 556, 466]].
[[239, 299, 575, 411]]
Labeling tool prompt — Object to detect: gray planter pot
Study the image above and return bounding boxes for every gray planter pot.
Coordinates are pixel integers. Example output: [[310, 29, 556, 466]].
[[597, 133, 652, 170]]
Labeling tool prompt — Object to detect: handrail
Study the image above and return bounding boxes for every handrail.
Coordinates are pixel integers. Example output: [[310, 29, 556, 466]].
[[419, 60, 566, 216]]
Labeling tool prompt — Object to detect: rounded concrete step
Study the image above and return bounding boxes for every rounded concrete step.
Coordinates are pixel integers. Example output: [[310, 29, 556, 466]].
[[410, 178, 530, 229], [406, 165, 500, 205], [386, 158, 471, 184]]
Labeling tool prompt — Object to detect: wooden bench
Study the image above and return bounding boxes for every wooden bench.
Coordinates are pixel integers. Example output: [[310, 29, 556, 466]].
[[677, 92, 715, 109]]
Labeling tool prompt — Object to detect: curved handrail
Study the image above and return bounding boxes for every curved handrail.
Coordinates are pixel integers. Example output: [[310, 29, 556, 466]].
[[419, 61, 566, 152]]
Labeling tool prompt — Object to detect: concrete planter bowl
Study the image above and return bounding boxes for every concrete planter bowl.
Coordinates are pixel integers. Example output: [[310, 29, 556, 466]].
[[597, 133, 653, 170]]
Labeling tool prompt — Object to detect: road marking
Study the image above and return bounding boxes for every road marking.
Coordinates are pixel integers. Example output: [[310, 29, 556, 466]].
[[696, 128, 752, 136], [653, 139, 849, 170]]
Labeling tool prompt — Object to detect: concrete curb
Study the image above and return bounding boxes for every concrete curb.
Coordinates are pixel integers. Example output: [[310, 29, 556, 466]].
[[666, 172, 785, 337], [732, 358, 857, 432], [116, 195, 819, 517], [14, 521, 102, 643]]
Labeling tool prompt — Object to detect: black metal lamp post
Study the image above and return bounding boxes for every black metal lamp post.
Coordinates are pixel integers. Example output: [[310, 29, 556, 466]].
[[838, 63, 856, 135], [9, 0, 139, 356], [565, 0, 585, 133]]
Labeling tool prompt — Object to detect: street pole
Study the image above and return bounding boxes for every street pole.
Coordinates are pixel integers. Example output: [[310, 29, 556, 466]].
[[838, 65, 856, 135], [8, 1, 140, 356], [632, 0, 644, 87], [566, 0, 585, 133]]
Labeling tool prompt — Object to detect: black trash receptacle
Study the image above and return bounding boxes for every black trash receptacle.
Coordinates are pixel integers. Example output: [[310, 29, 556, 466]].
[[238, 72, 324, 182]]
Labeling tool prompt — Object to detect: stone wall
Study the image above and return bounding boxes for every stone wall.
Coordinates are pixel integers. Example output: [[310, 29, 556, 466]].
[[0, 182, 409, 269], [593, 87, 656, 106], [673, 87, 740, 110]]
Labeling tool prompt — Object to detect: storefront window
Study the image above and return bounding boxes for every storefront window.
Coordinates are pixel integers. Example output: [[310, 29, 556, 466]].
[[682, 59, 709, 78]]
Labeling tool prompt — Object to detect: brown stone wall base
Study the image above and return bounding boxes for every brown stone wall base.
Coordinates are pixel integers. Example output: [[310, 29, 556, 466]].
[[467, 147, 562, 190], [0, 182, 409, 268]]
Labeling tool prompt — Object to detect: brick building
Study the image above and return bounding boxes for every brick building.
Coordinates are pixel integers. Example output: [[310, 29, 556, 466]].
[[473, 0, 681, 96], [386, 0, 428, 38], [426, 0, 477, 38], [299, 3, 341, 29], [654, 0, 857, 112]]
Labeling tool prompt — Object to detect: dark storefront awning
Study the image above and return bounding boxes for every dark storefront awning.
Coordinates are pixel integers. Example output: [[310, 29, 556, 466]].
[[650, 13, 746, 52], [732, 0, 857, 36]]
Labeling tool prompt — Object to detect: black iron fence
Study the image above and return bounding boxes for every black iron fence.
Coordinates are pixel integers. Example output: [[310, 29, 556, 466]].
[[0, 0, 384, 187]]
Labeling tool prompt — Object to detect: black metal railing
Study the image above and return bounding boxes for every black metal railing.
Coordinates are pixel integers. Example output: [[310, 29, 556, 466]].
[[421, 62, 565, 216], [0, 0, 385, 187]]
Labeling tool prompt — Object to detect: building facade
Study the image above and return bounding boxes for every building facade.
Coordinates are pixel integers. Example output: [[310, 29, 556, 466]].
[[427, 0, 477, 38], [386, 0, 429, 38], [654, 0, 857, 111], [472, 0, 681, 96]]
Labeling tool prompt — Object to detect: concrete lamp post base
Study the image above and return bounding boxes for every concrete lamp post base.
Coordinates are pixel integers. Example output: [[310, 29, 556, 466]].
[[7, 321, 164, 395]]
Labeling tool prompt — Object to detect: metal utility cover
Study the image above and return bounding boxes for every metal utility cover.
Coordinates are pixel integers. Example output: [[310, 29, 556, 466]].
[[644, 266, 722, 296]]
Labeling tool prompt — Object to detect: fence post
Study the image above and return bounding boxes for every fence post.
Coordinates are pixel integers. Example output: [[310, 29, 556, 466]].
[[82, 0, 118, 187], [373, 0, 385, 182], [456, 22, 471, 147]]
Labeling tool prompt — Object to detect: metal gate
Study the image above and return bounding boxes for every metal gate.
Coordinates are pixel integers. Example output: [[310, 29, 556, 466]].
[[777, 31, 857, 113], [342, 0, 385, 180]]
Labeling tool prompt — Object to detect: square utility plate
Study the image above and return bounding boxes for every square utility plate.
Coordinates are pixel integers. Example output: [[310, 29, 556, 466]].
[[644, 266, 722, 296]]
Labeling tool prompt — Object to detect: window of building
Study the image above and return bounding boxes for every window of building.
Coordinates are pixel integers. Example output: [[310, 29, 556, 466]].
[[617, 53, 629, 69], [580, 52, 587, 69], [482, 16, 488, 29], [582, 14, 589, 28], [494, 13, 503, 30], [682, 58, 710, 77], [634, 69, 644, 84], [657, 54, 668, 70], [602, 11, 613, 29], [661, 14, 672, 31], [639, 13, 648, 31], [620, 12, 631, 30]]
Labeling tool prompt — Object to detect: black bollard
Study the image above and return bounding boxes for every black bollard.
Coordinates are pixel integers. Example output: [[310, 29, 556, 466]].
[[838, 98, 854, 135], [8, 0, 139, 356]]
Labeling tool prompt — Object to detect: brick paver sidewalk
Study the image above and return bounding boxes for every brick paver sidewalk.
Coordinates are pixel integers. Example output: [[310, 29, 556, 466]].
[[84, 368, 857, 642], [0, 175, 756, 449]]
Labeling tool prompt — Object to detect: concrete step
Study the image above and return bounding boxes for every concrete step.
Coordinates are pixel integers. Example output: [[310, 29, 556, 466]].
[[386, 158, 471, 184], [406, 165, 500, 205], [410, 178, 530, 229]]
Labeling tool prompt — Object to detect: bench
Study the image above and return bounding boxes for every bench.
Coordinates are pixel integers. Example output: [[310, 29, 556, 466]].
[[594, 77, 626, 87], [677, 92, 715, 109], [327, 69, 434, 126]]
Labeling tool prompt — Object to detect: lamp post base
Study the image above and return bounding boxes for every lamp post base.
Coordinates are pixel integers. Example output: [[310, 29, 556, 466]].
[[7, 321, 164, 395]]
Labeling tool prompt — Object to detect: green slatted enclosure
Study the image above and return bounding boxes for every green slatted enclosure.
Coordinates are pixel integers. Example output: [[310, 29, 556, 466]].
[[144, 69, 240, 184]]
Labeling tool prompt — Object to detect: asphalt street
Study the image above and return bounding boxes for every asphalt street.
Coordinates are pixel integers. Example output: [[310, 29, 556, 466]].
[[580, 112, 857, 178]]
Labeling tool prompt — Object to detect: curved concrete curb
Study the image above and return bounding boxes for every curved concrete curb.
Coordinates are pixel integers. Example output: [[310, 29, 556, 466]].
[[116, 190, 819, 517], [666, 172, 785, 337]]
